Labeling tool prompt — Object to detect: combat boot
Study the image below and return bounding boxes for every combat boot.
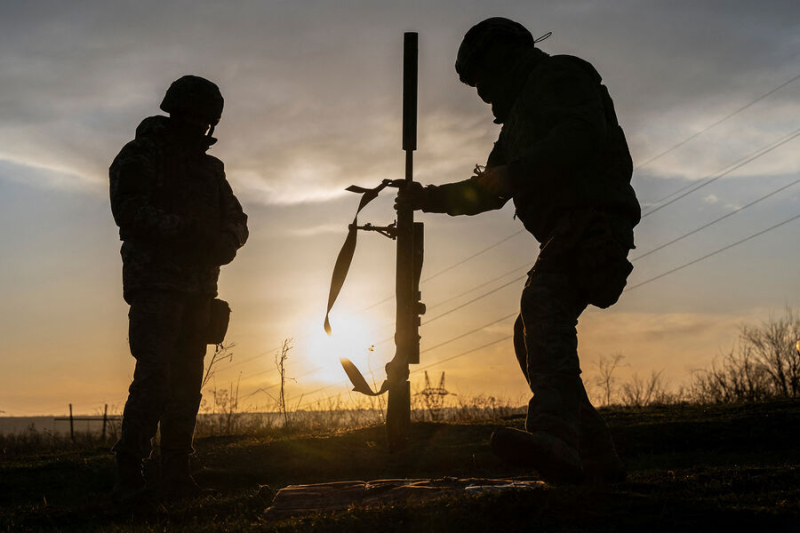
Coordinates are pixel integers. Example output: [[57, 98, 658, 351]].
[[578, 403, 627, 484], [490, 427, 584, 484], [580, 440, 626, 484], [112, 452, 149, 503], [158, 452, 204, 500]]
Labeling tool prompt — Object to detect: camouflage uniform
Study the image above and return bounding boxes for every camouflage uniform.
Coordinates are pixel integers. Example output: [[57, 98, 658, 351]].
[[109, 113, 248, 465], [419, 19, 640, 479]]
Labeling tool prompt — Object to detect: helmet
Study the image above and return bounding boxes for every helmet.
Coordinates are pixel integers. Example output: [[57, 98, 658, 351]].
[[455, 17, 534, 86], [160, 75, 224, 125]]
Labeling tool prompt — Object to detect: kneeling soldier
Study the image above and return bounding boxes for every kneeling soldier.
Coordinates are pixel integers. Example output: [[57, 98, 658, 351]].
[[397, 18, 640, 483]]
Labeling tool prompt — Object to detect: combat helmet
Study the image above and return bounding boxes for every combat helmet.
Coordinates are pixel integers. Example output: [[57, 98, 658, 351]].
[[455, 17, 535, 86], [160, 75, 224, 126]]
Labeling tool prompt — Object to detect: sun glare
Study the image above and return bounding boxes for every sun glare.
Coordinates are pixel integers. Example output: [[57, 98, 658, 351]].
[[304, 313, 391, 387]]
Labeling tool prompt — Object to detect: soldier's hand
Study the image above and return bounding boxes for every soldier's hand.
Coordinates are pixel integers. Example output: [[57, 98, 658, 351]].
[[184, 220, 238, 265], [394, 181, 427, 211], [475, 165, 512, 198]]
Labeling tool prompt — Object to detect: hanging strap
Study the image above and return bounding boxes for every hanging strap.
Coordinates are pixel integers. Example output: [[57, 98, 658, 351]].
[[340, 358, 390, 396], [324, 181, 390, 334], [324, 181, 393, 396]]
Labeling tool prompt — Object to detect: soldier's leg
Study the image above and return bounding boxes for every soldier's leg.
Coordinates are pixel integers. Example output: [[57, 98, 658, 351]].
[[521, 269, 587, 448], [578, 383, 626, 482], [159, 295, 210, 493], [510, 279, 623, 482], [113, 291, 185, 460], [112, 291, 185, 501], [513, 314, 529, 383], [492, 269, 588, 482]]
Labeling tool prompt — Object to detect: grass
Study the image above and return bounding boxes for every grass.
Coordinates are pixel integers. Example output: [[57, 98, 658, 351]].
[[1, 400, 799, 532]]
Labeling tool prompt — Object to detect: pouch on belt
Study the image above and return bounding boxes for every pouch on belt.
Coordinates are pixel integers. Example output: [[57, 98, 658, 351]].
[[206, 298, 231, 345]]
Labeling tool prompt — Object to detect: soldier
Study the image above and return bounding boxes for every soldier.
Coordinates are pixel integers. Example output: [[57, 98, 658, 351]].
[[109, 75, 248, 500], [397, 18, 640, 483]]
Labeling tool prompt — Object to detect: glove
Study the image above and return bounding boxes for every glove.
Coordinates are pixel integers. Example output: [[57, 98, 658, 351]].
[[394, 181, 430, 211], [181, 220, 238, 266], [474, 165, 512, 198]]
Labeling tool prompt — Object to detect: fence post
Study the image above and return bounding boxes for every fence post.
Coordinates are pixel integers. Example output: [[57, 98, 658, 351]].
[[102, 404, 108, 440], [69, 404, 74, 441]]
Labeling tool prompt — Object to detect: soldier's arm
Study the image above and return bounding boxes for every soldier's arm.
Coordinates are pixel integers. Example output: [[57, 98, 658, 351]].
[[419, 141, 510, 216], [109, 144, 185, 241], [191, 161, 248, 267], [506, 61, 608, 199], [218, 166, 249, 249]]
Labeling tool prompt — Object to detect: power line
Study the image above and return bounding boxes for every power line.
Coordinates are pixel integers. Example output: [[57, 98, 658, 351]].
[[347, 263, 531, 348], [288, 212, 800, 407], [364, 151, 798, 339], [237, 133, 798, 391], [421, 230, 525, 283], [214, 338, 305, 380], [411, 129, 800, 320], [219, 233, 522, 377], [228, 228, 527, 380], [626, 212, 800, 291], [216, 346, 280, 374], [294, 390, 351, 411], [642, 127, 800, 218], [421, 313, 516, 355], [634, 71, 800, 171], [239, 366, 321, 401], [259, 170, 797, 396], [291, 211, 800, 406], [286, 382, 349, 408], [288, 210, 800, 408], [632, 177, 800, 262], [425, 262, 530, 312], [361, 229, 525, 311], [422, 275, 526, 326], [292, 332, 516, 411], [262, 208, 800, 408], [382, 124, 800, 329], [229, 76, 800, 387], [413, 130, 799, 322], [411, 335, 513, 375], [286, 313, 520, 408], [373, 292, 520, 348], [357, 74, 800, 325]]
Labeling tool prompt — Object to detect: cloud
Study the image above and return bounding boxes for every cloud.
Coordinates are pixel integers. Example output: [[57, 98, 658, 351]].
[[3, 1, 800, 415], [0, 157, 98, 192], [0, 1, 798, 206], [287, 223, 349, 238]]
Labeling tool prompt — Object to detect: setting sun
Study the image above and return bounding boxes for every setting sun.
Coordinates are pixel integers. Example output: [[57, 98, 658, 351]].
[[305, 313, 392, 388]]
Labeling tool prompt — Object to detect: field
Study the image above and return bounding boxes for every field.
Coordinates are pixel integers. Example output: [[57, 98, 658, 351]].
[[1, 400, 799, 532]]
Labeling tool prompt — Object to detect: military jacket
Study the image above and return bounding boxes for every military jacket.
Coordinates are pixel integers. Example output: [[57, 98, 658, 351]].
[[109, 116, 248, 303], [425, 51, 640, 247]]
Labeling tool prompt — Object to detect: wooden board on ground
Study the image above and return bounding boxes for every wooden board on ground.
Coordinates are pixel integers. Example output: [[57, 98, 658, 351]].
[[264, 477, 546, 519]]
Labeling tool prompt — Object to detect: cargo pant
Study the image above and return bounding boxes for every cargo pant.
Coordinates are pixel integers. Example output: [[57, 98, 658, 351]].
[[112, 290, 211, 460], [514, 210, 632, 459]]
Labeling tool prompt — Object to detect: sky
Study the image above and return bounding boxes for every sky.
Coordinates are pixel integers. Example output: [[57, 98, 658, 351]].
[[1, 0, 799, 416]]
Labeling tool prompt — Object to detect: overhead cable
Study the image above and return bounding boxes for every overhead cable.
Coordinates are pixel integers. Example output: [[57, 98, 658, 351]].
[[626, 212, 800, 291], [635, 71, 800, 171]]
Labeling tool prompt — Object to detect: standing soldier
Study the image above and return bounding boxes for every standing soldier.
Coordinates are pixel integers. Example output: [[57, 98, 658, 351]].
[[109, 75, 248, 500], [397, 18, 640, 483]]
